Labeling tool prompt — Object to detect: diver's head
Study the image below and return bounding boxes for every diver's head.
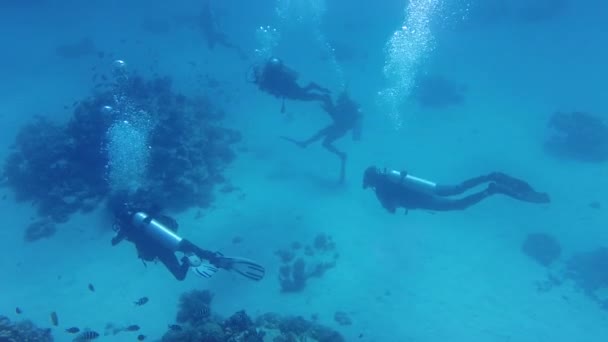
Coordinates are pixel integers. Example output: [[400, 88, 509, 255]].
[[267, 57, 284, 71], [363, 166, 381, 189], [249, 65, 263, 84]]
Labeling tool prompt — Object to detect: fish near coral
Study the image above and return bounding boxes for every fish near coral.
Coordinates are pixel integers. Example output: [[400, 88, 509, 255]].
[[66, 327, 80, 333], [125, 324, 140, 331]]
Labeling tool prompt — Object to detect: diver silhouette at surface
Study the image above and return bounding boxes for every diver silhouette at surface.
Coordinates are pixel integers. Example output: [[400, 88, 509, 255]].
[[363, 166, 550, 213], [251, 57, 332, 113], [198, 0, 248, 60], [281, 91, 362, 183]]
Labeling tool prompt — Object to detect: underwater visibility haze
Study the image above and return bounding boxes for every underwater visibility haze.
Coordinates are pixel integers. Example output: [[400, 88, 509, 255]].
[[0, 0, 607, 341]]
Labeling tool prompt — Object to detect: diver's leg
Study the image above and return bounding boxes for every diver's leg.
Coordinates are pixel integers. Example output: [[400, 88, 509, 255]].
[[297, 91, 332, 108], [179, 239, 219, 261], [322, 126, 348, 159], [157, 250, 189, 281], [488, 180, 550, 203], [281, 126, 330, 148], [303, 126, 332, 147], [424, 188, 494, 211], [434, 175, 491, 196], [303, 82, 331, 94], [322, 127, 348, 182]]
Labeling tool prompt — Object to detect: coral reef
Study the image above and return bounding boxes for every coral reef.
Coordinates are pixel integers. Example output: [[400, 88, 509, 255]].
[[162, 291, 344, 342], [176, 290, 214, 325], [0, 315, 53, 342], [544, 111, 608, 162], [565, 248, 608, 305], [410, 74, 466, 109], [521, 233, 561, 267], [3, 114, 107, 222], [275, 233, 339, 293], [333, 312, 352, 326], [24, 219, 57, 242], [2, 71, 240, 222]]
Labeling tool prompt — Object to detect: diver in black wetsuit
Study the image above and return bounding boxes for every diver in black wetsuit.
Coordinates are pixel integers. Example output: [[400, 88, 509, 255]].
[[251, 57, 332, 112], [281, 91, 363, 183], [110, 203, 264, 281], [198, 0, 247, 60], [362, 166, 550, 213]]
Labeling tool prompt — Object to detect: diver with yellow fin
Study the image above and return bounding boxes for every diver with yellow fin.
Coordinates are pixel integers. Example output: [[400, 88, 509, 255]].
[[362, 166, 550, 213], [110, 202, 264, 282]]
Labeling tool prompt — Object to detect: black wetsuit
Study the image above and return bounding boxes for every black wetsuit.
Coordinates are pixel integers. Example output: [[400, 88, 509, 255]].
[[254, 58, 332, 110], [282, 92, 362, 182], [111, 214, 219, 281], [366, 170, 550, 213]]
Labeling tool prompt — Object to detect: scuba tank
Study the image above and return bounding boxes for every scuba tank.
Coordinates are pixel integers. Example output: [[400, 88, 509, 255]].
[[384, 169, 437, 193], [132, 212, 183, 251]]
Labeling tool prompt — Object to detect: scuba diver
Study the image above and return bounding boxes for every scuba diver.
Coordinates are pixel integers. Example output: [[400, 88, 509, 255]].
[[362, 166, 550, 213], [110, 202, 265, 282], [281, 91, 363, 183], [251, 57, 332, 113], [198, 0, 248, 60]]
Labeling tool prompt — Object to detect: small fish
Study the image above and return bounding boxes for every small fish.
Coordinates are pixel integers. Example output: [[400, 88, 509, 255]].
[[137, 334, 146, 341], [88, 283, 95, 292], [50, 311, 59, 326], [125, 324, 140, 331], [73, 330, 100, 341], [134, 297, 148, 306], [65, 327, 80, 334], [168, 324, 182, 331], [15, 307, 22, 314]]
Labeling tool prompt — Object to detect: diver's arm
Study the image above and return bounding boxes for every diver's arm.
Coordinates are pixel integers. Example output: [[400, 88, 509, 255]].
[[111, 230, 127, 246]]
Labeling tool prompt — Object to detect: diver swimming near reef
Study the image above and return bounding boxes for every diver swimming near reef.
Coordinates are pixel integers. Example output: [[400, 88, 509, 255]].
[[109, 200, 264, 281], [362, 166, 550, 213], [250, 57, 332, 113], [281, 91, 362, 183]]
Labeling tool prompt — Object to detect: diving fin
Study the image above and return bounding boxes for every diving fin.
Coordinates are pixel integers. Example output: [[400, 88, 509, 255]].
[[193, 263, 219, 279], [217, 256, 265, 281]]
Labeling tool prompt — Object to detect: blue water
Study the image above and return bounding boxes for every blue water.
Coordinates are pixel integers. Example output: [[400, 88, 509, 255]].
[[1, 0, 607, 341]]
